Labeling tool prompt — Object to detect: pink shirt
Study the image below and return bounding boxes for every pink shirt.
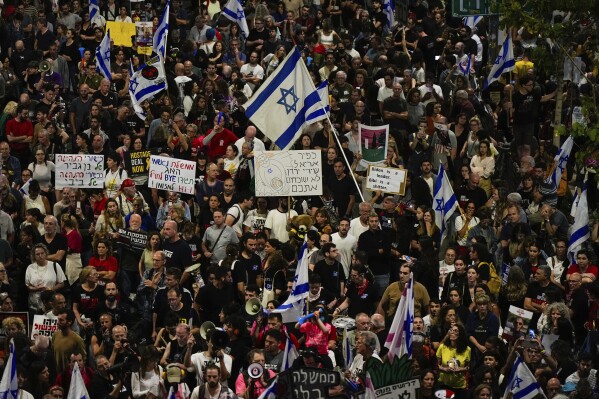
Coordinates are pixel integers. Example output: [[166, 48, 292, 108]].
[[299, 321, 331, 355]]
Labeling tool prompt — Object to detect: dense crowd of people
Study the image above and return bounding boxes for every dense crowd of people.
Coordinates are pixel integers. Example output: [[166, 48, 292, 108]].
[[0, 0, 598, 398]]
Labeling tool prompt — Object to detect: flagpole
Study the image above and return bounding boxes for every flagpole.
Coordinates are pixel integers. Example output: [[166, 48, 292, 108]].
[[324, 114, 365, 203]]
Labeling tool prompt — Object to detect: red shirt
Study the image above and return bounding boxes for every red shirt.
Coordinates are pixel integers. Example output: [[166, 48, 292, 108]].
[[89, 256, 118, 283], [205, 127, 237, 161], [567, 263, 599, 277], [5, 118, 33, 153], [65, 229, 82, 253]]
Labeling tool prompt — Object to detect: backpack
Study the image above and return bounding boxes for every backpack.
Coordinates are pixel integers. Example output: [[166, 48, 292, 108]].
[[478, 261, 501, 298]]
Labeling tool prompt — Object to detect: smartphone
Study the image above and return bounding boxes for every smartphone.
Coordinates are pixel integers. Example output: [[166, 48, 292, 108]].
[[528, 329, 536, 339], [77, 201, 81, 209]]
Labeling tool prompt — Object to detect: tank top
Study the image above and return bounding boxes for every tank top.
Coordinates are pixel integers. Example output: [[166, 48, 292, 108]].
[[25, 195, 46, 214], [319, 31, 335, 46]]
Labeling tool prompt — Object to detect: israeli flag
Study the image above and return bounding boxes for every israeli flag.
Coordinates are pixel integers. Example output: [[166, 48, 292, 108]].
[[305, 80, 330, 124], [95, 29, 112, 80], [0, 341, 18, 399], [271, 241, 309, 323], [568, 182, 589, 265], [433, 164, 459, 243], [342, 327, 353, 368], [244, 47, 321, 150], [66, 362, 90, 399], [258, 375, 278, 399], [484, 34, 515, 90], [153, 0, 170, 59], [222, 0, 250, 38], [464, 16, 482, 28], [383, 0, 395, 32], [282, 333, 299, 371], [503, 354, 547, 399], [89, 0, 100, 26], [550, 135, 573, 187], [128, 56, 167, 119], [384, 272, 414, 362]]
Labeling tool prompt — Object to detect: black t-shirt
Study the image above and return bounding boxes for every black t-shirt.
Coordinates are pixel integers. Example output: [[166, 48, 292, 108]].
[[162, 238, 193, 271], [312, 259, 346, 298], [455, 186, 488, 210], [233, 254, 262, 286], [195, 282, 236, 324], [345, 279, 377, 318], [71, 284, 104, 321], [329, 174, 356, 218], [41, 233, 68, 268], [512, 89, 541, 125], [383, 96, 410, 131]]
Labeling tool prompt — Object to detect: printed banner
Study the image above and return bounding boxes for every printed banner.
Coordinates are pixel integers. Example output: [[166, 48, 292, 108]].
[[366, 165, 407, 195], [376, 379, 420, 399], [117, 228, 148, 251], [55, 154, 104, 188], [359, 124, 389, 165], [254, 150, 323, 197], [124, 150, 151, 177], [148, 155, 196, 194], [31, 314, 58, 339]]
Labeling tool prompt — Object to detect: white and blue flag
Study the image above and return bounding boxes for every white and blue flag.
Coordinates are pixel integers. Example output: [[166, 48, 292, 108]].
[[342, 327, 353, 368], [95, 29, 111, 80], [305, 80, 330, 124], [568, 182, 589, 264], [464, 16, 482, 28], [383, 0, 395, 33], [66, 362, 90, 399], [244, 46, 321, 150], [258, 376, 278, 399], [503, 354, 546, 399], [433, 164, 458, 242], [384, 272, 414, 362], [550, 135, 573, 187], [222, 0, 250, 38], [484, 34, 515, 90], [0, 341, 18, 399], [153, 0, 170, 59], [89, 0, 100, 26], [271, 241, 310, 323], [281, 333, 299, 371], [128, 56, 167, 119]]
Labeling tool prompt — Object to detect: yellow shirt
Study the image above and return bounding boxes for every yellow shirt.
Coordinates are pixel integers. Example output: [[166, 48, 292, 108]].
[[436, 344, 471, 389]]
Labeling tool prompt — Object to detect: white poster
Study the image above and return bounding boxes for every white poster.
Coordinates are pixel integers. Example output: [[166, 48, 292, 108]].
[[55, 154, 104, 189], [148, 155, 196, 194], [366, 165, 407, 195], [31, 314, 58, 339], [254, 150, 323, 197]]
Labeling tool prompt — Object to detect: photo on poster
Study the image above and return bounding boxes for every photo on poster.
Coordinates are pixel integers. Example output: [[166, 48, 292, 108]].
[[502, 305, 534, 342], [358, 124, 389, 165]]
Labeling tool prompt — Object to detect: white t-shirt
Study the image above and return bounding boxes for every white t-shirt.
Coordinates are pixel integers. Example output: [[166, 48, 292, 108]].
[[454, 216, 480, 246], [243, 209, 268, 235], [264, 209, 297, 242], [348, 218, 369, 240], [190, 352, 233, 386], [239, 63, 265, 90], [234, 137, 265, 156], [331, 232, 357, 277]]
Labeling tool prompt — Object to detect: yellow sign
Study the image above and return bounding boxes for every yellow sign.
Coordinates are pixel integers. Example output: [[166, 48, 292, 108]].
[[105, 21, 137, 47]]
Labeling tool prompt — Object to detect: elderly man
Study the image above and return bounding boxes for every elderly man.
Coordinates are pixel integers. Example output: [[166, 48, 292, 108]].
[[42, 215, 67, 267], [347, 331, 382, 384], [349, 202, 372, 239]]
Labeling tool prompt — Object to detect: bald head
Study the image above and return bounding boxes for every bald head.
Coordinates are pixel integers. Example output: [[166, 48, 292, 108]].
[[245, 126, 257, 139]]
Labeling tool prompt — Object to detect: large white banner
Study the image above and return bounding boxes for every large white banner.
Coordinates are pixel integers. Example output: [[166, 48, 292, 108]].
[[148, 155, 196, 194], [55, 154, 104, 188], [254, 150, 323, 197]]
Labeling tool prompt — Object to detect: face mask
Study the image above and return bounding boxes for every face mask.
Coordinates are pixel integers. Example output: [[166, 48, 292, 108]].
[[106, 295, 116, 303]]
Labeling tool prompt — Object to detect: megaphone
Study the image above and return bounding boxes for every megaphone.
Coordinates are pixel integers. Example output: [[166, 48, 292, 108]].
[[200, 321, 215, 340], [247, 362, 263, 379], [298, 312, 317, 324], [209, 329, 230, 350], [245, 298, 263, 316], [39, 60, 52, 73]]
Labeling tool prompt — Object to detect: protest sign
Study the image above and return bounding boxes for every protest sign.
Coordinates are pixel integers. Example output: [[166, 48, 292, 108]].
[[376, 378, 421, 399], [55, 154, 104, 189], [366, 165, 407, 195], [254, 150, 323, 197], [31, 314, 58, 339], [135, 21, 153, 55], [359, 124, 389, 165], [502, 306, 534, 342], [124, 150, 151, 178], [148, 155, 196, 194], [117, 228, 148, 251], [0, 312, 29, 338], [105, 21, 136, 47]]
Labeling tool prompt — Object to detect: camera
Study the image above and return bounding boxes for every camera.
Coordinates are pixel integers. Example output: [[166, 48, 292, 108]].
[[107, 355, 140, 377]]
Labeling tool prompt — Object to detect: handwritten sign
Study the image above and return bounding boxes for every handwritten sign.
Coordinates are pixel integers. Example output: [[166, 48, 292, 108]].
[[366, 165, 407, 195], [254, 150, 323, 197], [31, 315, 58, 339], [148, 155, 196, 194], [55, 154, 105, 189], [124, 150, 151, 178], [376, 378, 420, 399], [0, 312, 29, 338]]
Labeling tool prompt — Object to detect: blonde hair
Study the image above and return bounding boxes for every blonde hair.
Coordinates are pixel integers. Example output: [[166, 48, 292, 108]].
[[1, 316, 25, 332], [3, 101, 18, 114]]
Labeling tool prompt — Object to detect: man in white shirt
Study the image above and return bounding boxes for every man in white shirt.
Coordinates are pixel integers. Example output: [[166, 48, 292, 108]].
[[349, 202, 372, 239], [264, 197, 297, 242], [234, 126, 265, 157], [331, 217, 357, 277], [187, 330, 233, 386], [240, 51, 265, 91]]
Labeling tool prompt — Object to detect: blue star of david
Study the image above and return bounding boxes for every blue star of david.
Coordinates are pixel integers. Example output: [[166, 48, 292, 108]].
[[512, 376, 523, 389], [277, 86, 299, 114], [129, 77, 139, 92], [236, 9, 245, 20], [103, 51, 111, 63], [435, 198, 445, 212], [557, 155, 568, 173]]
